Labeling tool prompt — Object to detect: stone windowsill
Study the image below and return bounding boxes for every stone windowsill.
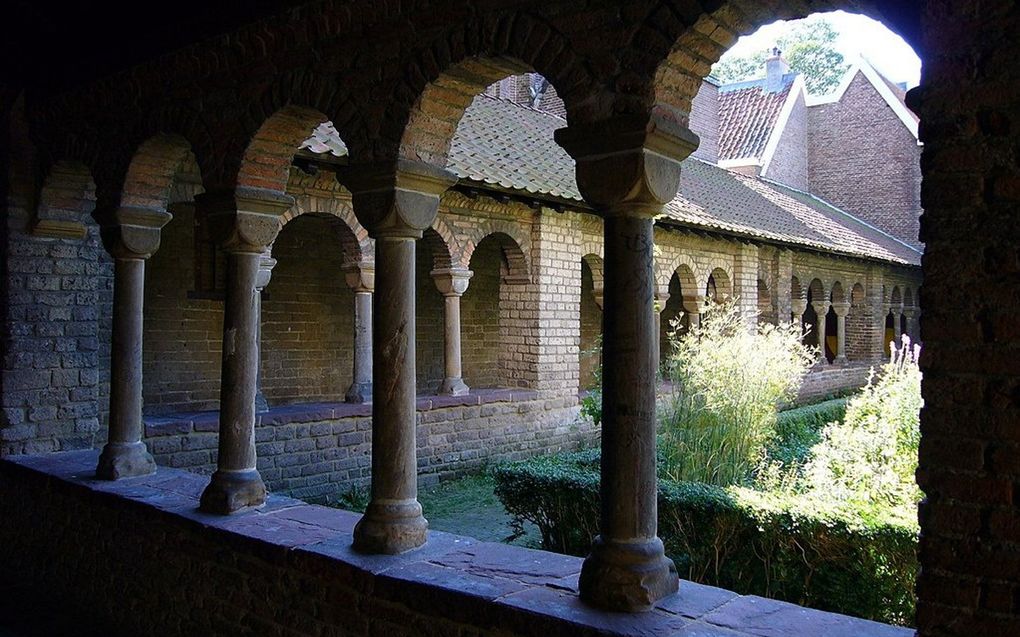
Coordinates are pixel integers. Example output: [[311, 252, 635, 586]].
[[2, 451, 913, 637], [144, 388, 540, 438]]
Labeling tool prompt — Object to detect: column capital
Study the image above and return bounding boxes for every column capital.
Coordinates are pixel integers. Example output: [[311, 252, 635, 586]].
[[101, 206, 173, 259], [339, 159, 457, 239], [811, 301, 830, 315], [255, 252, 277, 291], [832, 301, 851, 317], [791, 298, 808, 316], [431, 267, 472, 297], [196, 187, 293, 253], [554, 113, 699, 214], [342, 261, 375, 293]]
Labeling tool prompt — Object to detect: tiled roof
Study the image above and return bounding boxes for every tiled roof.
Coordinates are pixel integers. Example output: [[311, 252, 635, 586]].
[[717, 74, 796, 161], [300, 93, 920, 266]]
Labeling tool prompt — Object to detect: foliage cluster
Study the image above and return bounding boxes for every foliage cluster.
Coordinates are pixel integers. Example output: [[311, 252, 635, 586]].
[[712, 17, 851, 94], [492, 450, 917, 625], [659, 301, 816, 486]]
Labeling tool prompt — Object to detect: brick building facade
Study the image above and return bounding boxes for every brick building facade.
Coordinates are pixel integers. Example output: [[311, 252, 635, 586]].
[[1, 2, 1016, 635]]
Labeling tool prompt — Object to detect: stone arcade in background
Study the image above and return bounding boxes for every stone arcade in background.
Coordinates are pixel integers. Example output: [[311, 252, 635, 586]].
[[1, 2, 1017, 636]]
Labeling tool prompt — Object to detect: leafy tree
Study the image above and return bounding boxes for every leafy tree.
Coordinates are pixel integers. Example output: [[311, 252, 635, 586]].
[[712, 17, 850, 95]]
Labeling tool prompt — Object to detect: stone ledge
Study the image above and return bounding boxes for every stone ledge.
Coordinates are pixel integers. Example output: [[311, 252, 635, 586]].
[[1, 450, 913, 637], [144, 388, 541, 438]]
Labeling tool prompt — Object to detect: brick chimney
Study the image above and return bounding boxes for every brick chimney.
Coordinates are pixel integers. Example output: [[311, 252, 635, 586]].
[[765, 47, 790, 93]]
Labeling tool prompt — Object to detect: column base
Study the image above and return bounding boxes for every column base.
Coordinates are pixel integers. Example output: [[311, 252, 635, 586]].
[[438, 377, 470, 396], [345, 382, 373, 404], [834, 355, 849, 365], [96, 441, 156, 480], [578, 535, 679, 612], [352, 499, 428, 554], [199, 469, 267, 514]]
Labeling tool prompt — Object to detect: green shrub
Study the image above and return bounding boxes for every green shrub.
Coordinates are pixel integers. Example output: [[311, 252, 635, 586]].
[[578, 336, 602, 427], [767, 397, 848, 470], [660, 300, 816, 486], [493, 451, 917, 626], [800, 337, 922, 518]]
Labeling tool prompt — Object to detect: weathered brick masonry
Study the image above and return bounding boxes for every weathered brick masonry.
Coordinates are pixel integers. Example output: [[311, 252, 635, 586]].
[[3, 1, 1017, 635]]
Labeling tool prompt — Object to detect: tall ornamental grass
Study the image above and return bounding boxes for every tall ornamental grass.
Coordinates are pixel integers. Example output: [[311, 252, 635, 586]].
[[800, 335, 923, 520], [660, 300, 816, 486]]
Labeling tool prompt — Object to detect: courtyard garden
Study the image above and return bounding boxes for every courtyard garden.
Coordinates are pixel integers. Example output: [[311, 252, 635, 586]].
[[411, 301, 923, 626]]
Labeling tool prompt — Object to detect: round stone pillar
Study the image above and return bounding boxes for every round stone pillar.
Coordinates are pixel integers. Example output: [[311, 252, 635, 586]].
[[341, 159, 457, 554], [556, 114, 699, 611], [197, 190, 291, 514], [344, 263, 375, 404], [432, 268, 472, 396], [96, 207, 171, 480], [253, 252, 276, 414], [833, 301, 850, 364], [812, 301, 830, 362]]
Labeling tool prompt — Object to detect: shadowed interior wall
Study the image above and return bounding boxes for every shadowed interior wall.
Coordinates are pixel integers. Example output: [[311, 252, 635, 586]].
[[261, 215, 353, 405], [416, 241, 445, 394], [578, 259, 601, 391], [142, 202, 223, 415], [462, 237, 505, 389]]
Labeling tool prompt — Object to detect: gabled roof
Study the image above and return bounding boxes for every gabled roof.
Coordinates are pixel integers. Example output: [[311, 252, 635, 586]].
[[805, 58, 919, 139], [300, 94, 920, 266], [716, 73, 798, 162]]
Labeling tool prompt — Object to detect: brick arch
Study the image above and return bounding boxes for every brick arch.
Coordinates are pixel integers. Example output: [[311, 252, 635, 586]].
[[235, 105, 331, 194], [116, 134, 196, 214], [642, 1, 918, 121], [422, 227, 455, 271], [466, 231, 530, 283], [461, 221, 532, 279], [706, 266, 732, 302], [656, 254, 697, 297], [280, 195, 365, 265], [35, 160, 98, 230], [757, 278, 774, 324], [904, 286, 915, 309], [808, 277, 827, 305], [428, 215, 462, 270], [393, 13, 599, 166], [673, 263, 701, 313], [581, 253, 605, 293], [889, 285, 903, 308], [830, 281, 846, 305], [791, 275, 804, 302], [580, 238, 603, 265], [851, 282, 867, 305]]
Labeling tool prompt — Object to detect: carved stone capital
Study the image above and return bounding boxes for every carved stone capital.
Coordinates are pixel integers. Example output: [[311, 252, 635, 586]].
[[811, 301, 830, 316], [431, 268, 472, 297], [554, 113, 699, 216], [255, 253, 277, 291], [101, 206, 173, 259], [342, 261, 375, 293], [339, 159, 457, 239], [197, 187, 294, 254], [832, 301, 851, 317], [791, 299, 808, 316]]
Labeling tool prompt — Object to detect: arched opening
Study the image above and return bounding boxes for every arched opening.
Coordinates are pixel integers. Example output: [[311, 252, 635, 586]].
[[706, 267, 732, 304], [885, 285, 903, 356], [757, 278, 775, 324], [660, 265, 698, 364], [805, 278, 826, 351], [461, 232, 530, 390], [824, 282, 845, 363], [259, 214, 359, 405], [416, 227, 452, 395], [579, 254, 604, 392]]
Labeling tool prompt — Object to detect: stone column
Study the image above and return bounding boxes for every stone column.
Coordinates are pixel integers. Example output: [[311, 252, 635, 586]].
[[343, 262, 375, 403], [341, 160, 457, 554], [557, 114, 698, 611], [892, 306, 902, 342], [833, 301, 850, 364], [198, 190, 291, 514], [96, 207, 171, 480], [903, 308, 916, 343], [253, 252, 276, 414], [812, 301, 829, 362], [432, 268, 472, 396]]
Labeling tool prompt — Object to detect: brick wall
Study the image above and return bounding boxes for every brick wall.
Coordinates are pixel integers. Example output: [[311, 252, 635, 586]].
[[690, 79, 719, 163], [764, 90, 809, 191], [808, 73, 923, 248], [462, 236, 507, 389], [142, 202, 223, 414], [261, 214, 354, 405]]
